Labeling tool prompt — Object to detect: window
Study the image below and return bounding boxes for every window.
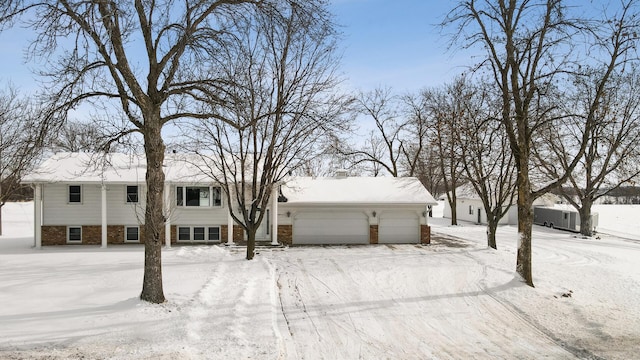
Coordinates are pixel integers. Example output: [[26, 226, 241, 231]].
[[208, 227, 220, 241], [194, 227, 206, 241], [69, 185, 82, 203], [126, 186, 139, 203], [177, 226, 221, 242], [125, 226, 139, 242], [178, 227, 191, 241], [68, 226, 82, 242], [176, 186, 222, 207], [469, 205, 473, 215]]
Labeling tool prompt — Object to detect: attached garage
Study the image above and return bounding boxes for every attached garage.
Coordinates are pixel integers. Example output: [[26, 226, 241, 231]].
[[293, 211, 369, 244], [378, 211, 420, 244]]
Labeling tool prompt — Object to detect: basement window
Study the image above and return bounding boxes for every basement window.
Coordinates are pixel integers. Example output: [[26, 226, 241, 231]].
[[208, 227, 220, 241], [68, 226, 82, 243], [177, 226, 221, 242], [125, 226, 139, 242]]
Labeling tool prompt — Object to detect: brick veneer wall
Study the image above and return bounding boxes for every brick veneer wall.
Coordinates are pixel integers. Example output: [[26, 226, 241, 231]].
[[420, 225, 431, 244], [41, 226, 67, 245], [41, 224, 150, 245], [233, 225, 244, 242], [221, 225, 228, 242], [83, 225, 102, 245], [369, 225, 378, 244], [278, 225, 292, 245]]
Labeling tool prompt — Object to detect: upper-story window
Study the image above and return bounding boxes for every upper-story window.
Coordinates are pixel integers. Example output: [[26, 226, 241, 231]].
[[69, 185, 82, 203], [176, 186, 222, 207], [126, 185, 139, 203]]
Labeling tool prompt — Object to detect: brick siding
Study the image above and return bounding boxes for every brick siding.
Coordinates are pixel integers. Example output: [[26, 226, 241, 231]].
[[41, 226, 67, 245], [278, 225, 292, 245], [369, 225, 378, 244], [420, 225, 431, 244]]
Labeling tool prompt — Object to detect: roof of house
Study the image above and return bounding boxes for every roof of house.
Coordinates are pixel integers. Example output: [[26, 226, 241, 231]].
[[440, 183, 558, 207], [22, 152, 216, 184], [281, 176, 438, 205], [23, 153, 438, 206]]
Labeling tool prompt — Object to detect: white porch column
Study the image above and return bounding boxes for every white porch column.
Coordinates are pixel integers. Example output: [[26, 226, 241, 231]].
[[271, 186, 279, 245], [164, 182, 171, 248], [101, 185, 107, 248], [34, 184, 42, 249], [227, 210, 234, 245]]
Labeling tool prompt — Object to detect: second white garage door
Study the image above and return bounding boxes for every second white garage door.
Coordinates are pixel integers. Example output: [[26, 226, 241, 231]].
[[379, 212, 420, 244], [293, 211, 369, 245]]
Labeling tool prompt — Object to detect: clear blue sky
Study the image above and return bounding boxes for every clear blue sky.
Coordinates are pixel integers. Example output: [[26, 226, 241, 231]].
[[330, 0, 473, 93], [0, 1, 471, 95]]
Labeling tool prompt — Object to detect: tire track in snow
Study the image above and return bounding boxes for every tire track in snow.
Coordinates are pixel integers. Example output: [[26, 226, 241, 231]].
[[461, 250, 603, 359], [174, 248, 278, 359], [185, 261, 228, 343]]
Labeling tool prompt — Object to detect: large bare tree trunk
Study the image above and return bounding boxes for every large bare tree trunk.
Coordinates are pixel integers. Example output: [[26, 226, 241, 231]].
[[516, 166, 534, 287], [140, 121, 166, 303], [246, 228, 256, 261], [487, 219, 498, 250], [578, 199, 593, 237]]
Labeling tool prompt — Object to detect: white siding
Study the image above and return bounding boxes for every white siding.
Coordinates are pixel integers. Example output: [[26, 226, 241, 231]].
[[447, 199, 517, 225], [42, 183, 148, 226], [106, 184, 146, 225], [42, 184, 102, 225]]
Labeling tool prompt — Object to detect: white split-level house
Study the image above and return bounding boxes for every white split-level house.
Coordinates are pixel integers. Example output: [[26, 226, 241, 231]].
[[442, 183, 558, 225], [22, 153, 438, 247]]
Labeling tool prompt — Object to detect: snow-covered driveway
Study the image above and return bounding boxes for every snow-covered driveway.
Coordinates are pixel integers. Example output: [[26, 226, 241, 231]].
[[271, 243, 573, 359], [2, 202, 640, 359]]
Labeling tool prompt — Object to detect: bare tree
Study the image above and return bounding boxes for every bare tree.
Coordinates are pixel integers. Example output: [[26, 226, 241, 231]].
[[2, 0, 284, 303], [538, 69, 640, 236], [458, 78, 517, 249], [445, 0, 638, 286], [337, 87, 419, 177], [50, 120, 134, 153], [182, 0, 346, 260], [0, 85, 48, 236], [412, 147, 444, 203], [533, 2, 640, 237], [401, 92, 431, 178], [420, 80, 467, 226]]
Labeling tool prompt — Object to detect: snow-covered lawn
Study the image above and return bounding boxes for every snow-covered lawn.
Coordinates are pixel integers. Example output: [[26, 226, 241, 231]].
[[1, 202, 639, 359]]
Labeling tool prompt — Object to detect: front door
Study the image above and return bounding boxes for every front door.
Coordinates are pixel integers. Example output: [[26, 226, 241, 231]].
[[255, 209, 270, 240], [477, 208, 482, 224]]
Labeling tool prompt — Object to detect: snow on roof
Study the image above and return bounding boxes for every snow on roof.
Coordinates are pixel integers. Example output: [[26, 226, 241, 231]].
[[281, 176, 438, 205], [22, 152, 215, 184], [23, 153, 437, 205]]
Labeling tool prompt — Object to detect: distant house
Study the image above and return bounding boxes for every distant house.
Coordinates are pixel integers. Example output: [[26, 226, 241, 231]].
[[441, 184, 557, 225], [22, 153, 438, 247]]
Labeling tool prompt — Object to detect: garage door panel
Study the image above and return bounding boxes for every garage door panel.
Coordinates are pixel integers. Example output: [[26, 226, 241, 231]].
[[293, 211, 369, 244], [379, 212, 419, 244]]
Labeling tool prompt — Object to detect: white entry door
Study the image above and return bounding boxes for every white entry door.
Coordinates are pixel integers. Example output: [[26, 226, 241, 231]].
[[255, 209, 270, 240]]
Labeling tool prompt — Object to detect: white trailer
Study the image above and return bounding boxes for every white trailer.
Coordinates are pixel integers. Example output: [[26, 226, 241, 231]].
[[533, 206, 598, 233]]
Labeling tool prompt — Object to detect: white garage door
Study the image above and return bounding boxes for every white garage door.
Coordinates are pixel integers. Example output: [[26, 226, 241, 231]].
[[379, 212, 419, 244], [293, 211, 369, 244]]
